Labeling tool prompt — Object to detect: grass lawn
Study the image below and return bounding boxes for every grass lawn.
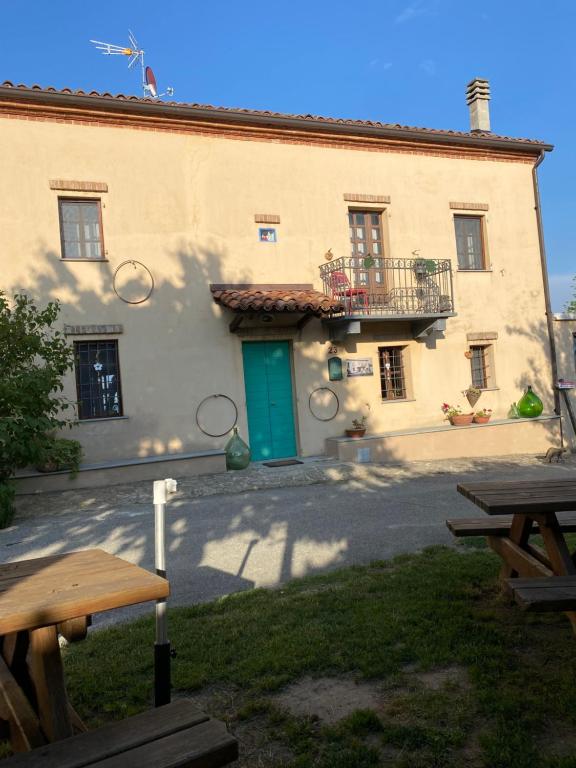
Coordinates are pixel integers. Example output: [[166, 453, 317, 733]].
[[41, 544, 576, 766]]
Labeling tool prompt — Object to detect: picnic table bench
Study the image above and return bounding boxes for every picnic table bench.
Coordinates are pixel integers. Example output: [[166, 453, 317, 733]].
[[505, 576, 576, 612], [0, 550, 238, 765], [3, 699, 237, 767], [5, 699, 238, 768], [446, 480, 576, 627], [446, 512, 576, 538]]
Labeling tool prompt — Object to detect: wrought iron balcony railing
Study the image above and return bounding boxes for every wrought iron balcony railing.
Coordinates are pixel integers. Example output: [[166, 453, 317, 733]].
[[319, 257, 454, 318]]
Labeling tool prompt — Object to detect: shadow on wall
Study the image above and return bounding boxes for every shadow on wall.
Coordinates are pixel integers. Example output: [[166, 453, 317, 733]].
[[13, 242, 406, 465], [505, 317, 568, 446], [549, 319, 576, 447]]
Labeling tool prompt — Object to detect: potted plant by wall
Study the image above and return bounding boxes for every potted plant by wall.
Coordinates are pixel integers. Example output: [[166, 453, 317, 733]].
[[35, 438, 83, 477], [473, 408, 492, 424], [345, 415, 368, 438], [441, 403, 474, 426]]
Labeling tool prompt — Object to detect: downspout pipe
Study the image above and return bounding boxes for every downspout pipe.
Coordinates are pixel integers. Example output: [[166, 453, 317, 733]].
[[532, 150, 560, 415]]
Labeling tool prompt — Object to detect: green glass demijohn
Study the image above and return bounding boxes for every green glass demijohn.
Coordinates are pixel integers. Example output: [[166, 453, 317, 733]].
[[224, 427, 251, 470], [516, 385, 543, 419]]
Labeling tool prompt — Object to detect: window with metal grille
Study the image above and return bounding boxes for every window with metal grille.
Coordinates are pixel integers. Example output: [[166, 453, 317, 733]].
[[378, 346, 407, 400], [470, 345, 489, 389], [349, 210, 385, 286], [74, 340, 123, 420], [454, 215, 485, 270], [59, 199, 104, 259]]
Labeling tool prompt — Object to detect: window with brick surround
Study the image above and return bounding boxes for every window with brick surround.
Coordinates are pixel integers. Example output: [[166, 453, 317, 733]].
[[59, 199, 104, 259], [454, 215, 485, 270], [74, 340, 123, 420], [470, 345, 493, 389], [378, 346, 407, 400]]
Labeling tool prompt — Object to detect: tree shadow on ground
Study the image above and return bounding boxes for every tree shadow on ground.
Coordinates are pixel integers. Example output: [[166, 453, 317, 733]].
[[7, 453, 576, 628]]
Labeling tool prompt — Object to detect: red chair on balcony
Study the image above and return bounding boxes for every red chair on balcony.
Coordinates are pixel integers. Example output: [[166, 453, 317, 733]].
[[329, 271, 370, 314]]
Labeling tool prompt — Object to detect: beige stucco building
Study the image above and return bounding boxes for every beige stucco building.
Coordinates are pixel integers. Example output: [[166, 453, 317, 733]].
[[0, 78, 563, 487]]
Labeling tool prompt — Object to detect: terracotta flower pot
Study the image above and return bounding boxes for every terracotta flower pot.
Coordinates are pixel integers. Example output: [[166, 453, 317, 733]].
[[35, 461, 57, 473], [345, 428, 366, 438], [449, 414, 474, 426], [473, 415, 491, 424]]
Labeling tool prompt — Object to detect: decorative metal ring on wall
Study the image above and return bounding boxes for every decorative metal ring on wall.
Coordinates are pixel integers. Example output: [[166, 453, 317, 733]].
[[113, 260, 155, 304], [308, 387, 340, 422], [195, 394, 239, 437]]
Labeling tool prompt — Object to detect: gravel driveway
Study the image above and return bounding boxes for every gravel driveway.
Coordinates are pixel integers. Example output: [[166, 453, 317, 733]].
[[5, 454, 575, 628]]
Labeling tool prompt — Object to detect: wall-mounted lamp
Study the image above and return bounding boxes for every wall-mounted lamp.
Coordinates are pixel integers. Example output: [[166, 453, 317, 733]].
[[328, 356, 343, 381]]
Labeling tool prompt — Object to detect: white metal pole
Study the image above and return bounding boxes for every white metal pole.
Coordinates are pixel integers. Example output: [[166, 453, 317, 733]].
[[153, 478, 177, 705]]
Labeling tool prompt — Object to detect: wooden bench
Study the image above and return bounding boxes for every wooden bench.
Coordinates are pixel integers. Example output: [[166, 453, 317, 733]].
[[446, 512, 576, 538], [3, 699, 238, 767], [507, 576, 576, 613]]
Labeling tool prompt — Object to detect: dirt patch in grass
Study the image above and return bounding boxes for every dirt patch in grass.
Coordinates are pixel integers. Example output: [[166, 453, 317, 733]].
[[173, 684, 240, 722], [414, 665, 470, 691], [272, 676, 383, 724], [539, 724, 576, 760], [234, 715, 295, 768], [175, 688, 295, 767]]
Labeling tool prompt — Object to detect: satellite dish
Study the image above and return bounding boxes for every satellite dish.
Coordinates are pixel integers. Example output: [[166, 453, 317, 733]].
[[145, 66, 157, 97]]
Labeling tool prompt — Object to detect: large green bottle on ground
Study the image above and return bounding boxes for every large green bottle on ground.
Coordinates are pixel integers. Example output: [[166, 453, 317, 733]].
[[224, 427, 251, 470], [517, 385, 543, 418]]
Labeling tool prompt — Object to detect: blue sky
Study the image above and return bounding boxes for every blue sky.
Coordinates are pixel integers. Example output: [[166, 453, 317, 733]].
[[1, 0, 574, 309]]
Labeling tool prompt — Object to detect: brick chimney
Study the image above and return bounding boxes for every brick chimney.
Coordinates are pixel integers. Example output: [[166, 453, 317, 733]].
[[466, 78, 491, 133]]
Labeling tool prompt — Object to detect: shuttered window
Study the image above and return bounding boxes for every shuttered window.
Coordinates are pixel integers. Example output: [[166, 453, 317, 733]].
[[454, 215, 485, 270], [59, 199, 104, 259]]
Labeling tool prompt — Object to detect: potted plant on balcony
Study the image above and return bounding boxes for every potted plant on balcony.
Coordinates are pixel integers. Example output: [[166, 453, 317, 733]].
[[345, 415, 368, 438], [413, 258, 436, 279], [439, 295, 452, 312], [441, 403, 474, 426], [473, 408, 492, 424]]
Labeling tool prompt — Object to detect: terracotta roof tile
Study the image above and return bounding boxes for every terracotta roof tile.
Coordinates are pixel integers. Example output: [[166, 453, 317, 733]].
[[0, 81, 550, 148], [211, 286, 343, 315]]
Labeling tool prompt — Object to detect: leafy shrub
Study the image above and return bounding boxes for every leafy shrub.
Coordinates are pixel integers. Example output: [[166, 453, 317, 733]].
[[35, 438, 83, 477], [0, 481, 15, 529]]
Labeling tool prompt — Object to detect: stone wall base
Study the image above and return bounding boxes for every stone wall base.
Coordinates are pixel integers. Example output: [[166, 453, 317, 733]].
[[14, 450, 226, 495], [326, 416, 561, 464]]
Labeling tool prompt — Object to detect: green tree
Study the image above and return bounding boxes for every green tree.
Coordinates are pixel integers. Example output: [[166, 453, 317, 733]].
[[565, 275, 576, 314], [0, 293, 74, 526]]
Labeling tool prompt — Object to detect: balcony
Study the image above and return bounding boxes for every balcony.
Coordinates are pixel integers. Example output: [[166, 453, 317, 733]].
[[319, 256, 455, 339]]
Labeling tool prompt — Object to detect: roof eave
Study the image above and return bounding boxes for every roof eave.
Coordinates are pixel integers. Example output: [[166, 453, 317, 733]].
[[0, 86, 554, 154]]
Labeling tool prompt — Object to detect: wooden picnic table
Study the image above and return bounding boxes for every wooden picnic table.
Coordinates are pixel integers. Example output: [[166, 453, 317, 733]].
[[456, 479, 576, 630], [0, 549, 169, 752]]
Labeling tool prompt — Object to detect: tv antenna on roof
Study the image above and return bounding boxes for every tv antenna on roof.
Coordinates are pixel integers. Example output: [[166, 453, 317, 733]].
[[90, 30, 174, 99]]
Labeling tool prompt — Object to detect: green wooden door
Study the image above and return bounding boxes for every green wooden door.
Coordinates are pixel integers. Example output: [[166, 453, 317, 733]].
[[242, 341, 297, 461]]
